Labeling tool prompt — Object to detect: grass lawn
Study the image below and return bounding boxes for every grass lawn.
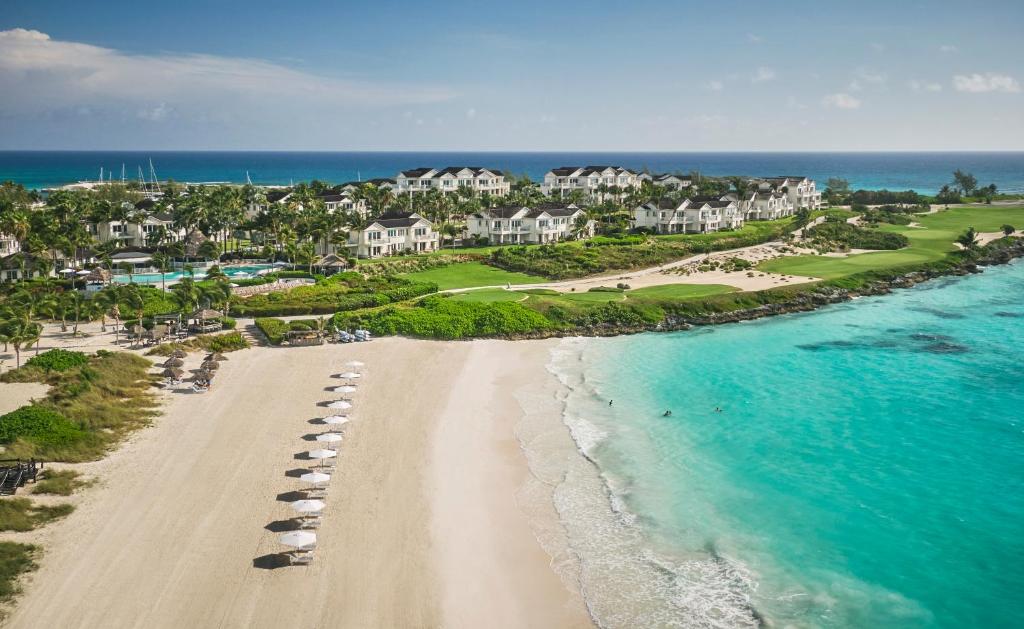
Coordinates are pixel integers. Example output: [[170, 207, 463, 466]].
[[401, 261, 543, 290], [628, 284, 738, 299], [449, 288, 527, 303], [759, 206, 1024, 279]]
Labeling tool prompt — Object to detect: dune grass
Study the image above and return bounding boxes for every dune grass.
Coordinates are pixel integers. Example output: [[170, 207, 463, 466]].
[[0, 352, 160, 462], [0, 498, 74, 532], [146, 331, 249, 356], [400, 261, 543, 290], [32, 470, 94, 496], [0, 542, 38, 607]]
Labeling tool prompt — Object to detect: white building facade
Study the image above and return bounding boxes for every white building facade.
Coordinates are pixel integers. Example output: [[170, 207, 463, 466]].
[[394, 167, 509, 197], [347, 213, 439, 258], [632, 197, 743, 234], [467, 204, 591, 245], [541, 166, 641, 198]]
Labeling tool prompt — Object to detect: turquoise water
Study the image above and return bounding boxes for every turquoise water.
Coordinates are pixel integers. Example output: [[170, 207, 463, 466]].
[[113, 264, 276, 283], [552, 261, 1024, 627], [3, 151, 1024, 194]]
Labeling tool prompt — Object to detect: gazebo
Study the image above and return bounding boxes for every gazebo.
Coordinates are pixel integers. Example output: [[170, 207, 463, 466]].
[[189, 308, 224, 333]]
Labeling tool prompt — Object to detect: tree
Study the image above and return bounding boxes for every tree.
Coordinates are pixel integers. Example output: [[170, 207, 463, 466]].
[[570, 213, 591, 240], [951, 170, 978, 197], [197, 239, 220, 261], [1, 316, 42, 368], [955, 227, 979, 250], [935, 185, 961, 206], [1001, 224, 1016, 237], [150, 251, 172, 293]]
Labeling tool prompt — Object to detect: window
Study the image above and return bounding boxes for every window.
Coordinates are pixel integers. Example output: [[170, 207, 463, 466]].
[[368, 231, 381, 241], [511, 220, 521, 229], [414, 227, 427, 237], [492, 221, 502, 230], [387, 229, 397, 238], [112, 224, 125, 233]]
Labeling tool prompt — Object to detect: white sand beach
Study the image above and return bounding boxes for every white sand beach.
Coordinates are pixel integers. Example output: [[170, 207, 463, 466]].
[[1, 338, 592, 628]]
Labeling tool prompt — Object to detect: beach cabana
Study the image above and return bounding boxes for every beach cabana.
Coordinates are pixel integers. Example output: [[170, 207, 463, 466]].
[[189, 309, 223, 334]]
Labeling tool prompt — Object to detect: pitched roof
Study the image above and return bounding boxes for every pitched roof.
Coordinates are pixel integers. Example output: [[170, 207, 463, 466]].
[[478, 206, 528, 219]]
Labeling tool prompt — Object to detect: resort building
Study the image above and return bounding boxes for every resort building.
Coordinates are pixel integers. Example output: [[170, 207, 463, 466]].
[[89, 211, 184, 248], [338, 178, 396, 194], [631, 197, 743, 234], [466, 203, 592, 245], [347, 212, 439, 258], [394, 167, 510, 197], [638, 173, 694, 190], [759, 177, 822, 210], [0, 232, 21, 258], [541, 166, 641, 198], [317, 191, 368, 216]]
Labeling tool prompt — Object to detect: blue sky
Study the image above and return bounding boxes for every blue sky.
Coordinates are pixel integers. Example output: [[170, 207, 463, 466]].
[[1, 0, 1022, 150]]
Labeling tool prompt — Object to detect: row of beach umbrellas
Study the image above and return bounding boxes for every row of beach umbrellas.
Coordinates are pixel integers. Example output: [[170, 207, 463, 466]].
[[158, 350, 226, 383], [278, 360, 365, 559]]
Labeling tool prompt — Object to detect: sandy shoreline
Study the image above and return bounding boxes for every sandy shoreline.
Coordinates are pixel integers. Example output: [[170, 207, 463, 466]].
[[1, 337, 592, 628]]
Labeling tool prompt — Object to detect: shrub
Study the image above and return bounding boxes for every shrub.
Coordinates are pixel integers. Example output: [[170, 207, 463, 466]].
[[219, 316, 237, 329], [807, 222, 909, 250], [0, 541, 39, 603], [0, 498, 74, 532], [24, 350, 89, 373], [255, 318, 290, 345], [0, 406, 86, 448], [334, 296, 553, 339], [33, 470, 94, 496]]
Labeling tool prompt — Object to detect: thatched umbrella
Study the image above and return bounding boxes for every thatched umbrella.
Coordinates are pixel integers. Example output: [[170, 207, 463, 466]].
[[210, 352, 227, 362], [201, 360, 219, 371], [162, 367, 184, 378], [171, 349, 188, 359], [163, 357, 184, 367]]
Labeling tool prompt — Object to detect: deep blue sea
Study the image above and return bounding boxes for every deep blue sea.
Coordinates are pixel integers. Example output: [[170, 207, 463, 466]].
[[549, 260, 1024, 628], [1, 151, 1023, 194]]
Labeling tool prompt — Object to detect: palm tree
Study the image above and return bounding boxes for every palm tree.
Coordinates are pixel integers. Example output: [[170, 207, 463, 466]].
[[2, 317, 42, 368], [956, 227, 979, 250], [151, 251, 171, 293]]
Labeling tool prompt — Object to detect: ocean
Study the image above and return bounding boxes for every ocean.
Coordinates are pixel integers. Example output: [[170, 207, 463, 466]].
[[544, 260, 1024, 628], [2, 151, 1024, 194]]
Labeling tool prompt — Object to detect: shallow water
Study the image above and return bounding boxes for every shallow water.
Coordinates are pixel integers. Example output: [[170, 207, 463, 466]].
[[549, 261, 1024, 627]]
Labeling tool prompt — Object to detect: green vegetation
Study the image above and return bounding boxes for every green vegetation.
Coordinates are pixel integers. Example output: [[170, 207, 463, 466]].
[[400, 262, 542, 290], [32, 469, 93, 496], [334, 296, 554, 339], [23, 349, 89, 373], [255, 317, 290, 344], [761, 206, 1024, 280], [146, 331, 249, 356], [232, 272, 437, 317], [489, 219, 794, 280], [0, 498, 74, 532], [0, 542, 38, 606], [627, 284, 737, 300], [806, 222, 910, 250], [448, 288, 528, 303], [0, 352, 158, 461]]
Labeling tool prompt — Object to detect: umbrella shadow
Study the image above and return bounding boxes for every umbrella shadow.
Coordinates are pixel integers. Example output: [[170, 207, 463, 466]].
[[276, 490, 307, 502], [253, 553, 291, 570], [265, 519, 299, 533], [285, 468, 312, 478], [300, 434, 321, 442]]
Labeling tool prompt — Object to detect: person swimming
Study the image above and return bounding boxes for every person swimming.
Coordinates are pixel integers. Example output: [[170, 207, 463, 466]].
[[663, 410, 672, 417], [609, 399, 614, 406], [714, 406, 723, 413]]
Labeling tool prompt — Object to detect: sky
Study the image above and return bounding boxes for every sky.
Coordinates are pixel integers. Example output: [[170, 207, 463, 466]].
[[1, 0, 1022, 151]]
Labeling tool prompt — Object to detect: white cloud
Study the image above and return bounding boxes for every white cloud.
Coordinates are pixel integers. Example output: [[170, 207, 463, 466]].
[[706, 80, 724, 91], [747, 34, 764, 44], [752, 67, 776, 83], [849, 68, 886, 91], [909, 80, 942, 92], [0, 28, 454, 119], [952, 73, 1020, 93], [939, 45, 958, 53], [822, 93, 861, 109]]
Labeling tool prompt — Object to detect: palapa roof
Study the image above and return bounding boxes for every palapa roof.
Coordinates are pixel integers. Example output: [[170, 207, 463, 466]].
[[191, 309, 223, 319]]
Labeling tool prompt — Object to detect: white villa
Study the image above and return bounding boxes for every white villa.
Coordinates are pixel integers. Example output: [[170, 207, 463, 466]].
[[318, 191, 368, 216], [338, 178, 396, 194], [89, 211, 184, 248], [0, 232, 21, 258], [541, 166, 641, 198], [347, 212, 439, 258], [759, 176, 822, 210], [394, 167, 509, 197], [638, 173, 694, 190], [632, 197, 743, 234], [467, 204, 592, 245]]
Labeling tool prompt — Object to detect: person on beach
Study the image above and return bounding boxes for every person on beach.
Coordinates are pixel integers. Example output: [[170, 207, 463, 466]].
[[663, 410, 672, 417], [609, 400, 613, 406]]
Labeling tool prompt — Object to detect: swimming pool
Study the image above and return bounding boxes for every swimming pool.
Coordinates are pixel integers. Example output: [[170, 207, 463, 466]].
[[113, 264, 280, 284]]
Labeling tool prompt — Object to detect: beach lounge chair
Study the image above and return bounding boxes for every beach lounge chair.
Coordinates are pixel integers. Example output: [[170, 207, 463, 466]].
[[298, 517, 321, 530], [288, 551, 314, 566]]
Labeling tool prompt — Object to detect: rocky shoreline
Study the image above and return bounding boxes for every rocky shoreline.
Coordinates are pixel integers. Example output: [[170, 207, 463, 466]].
[[504, 238, 1024, 340]]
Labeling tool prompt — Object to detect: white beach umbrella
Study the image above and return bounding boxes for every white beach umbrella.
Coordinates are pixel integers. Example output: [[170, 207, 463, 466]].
[[279, 530, 317, 549], [316, 433, 343, 446], [322, 415, 350, 426], [59, 268, 75, 274], [299, 471, 331, 485], [327, 400, 352, 410], [337, 372, 361, 379], [290, 499, 326, 515], [345, 360, 365, 368], [332, 385, 357, 393], [75, 270, 91, 276], [307, 449, 337, 460]]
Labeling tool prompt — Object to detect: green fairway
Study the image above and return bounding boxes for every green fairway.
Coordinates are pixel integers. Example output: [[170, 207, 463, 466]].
[[760, 206, 1024, 279], [628, 283, 738, 299], [400, 261, 542, 290], [448, 288, 527, 303]]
